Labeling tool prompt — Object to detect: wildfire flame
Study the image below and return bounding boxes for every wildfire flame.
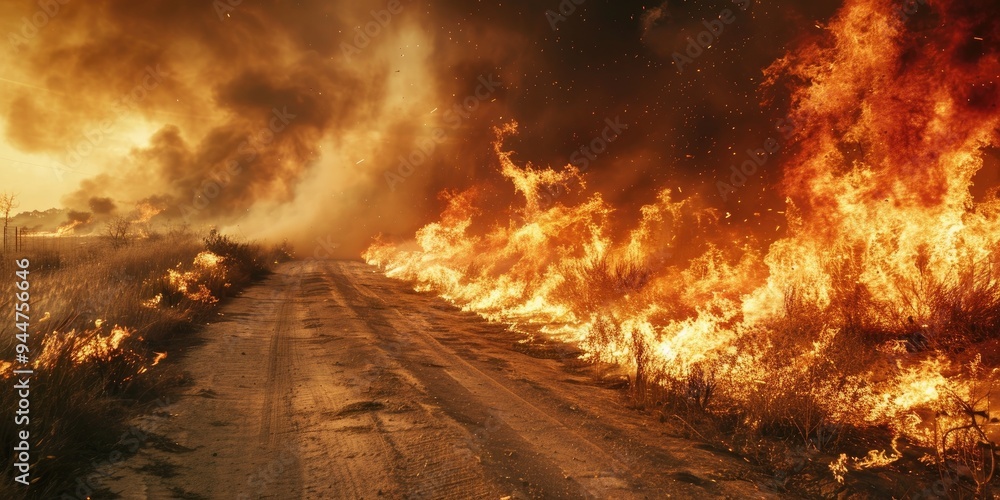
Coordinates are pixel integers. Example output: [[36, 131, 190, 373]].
[[152, 351, 168, 366], [56, 219, 85, 236], [0, 325, 170, 382], [164, 251, 226, 304], [142, 293, 164, 308], [365, 0, 1000, 474], [135, 201, 166, 224], [35, 325, 133, 366], [194, 250, 224, 269]]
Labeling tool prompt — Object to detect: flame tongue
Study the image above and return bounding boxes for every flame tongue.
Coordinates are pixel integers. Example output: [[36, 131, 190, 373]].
[[772, 0, 1000, 216], [365, 0, 1000, 457], [757, 0, 1000, 328]]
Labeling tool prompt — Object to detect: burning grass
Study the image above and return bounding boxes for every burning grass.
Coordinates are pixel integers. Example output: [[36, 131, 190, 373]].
[[362, 0, 1000, 492], [367, 74, 1000, 498], [369, 192, 1000, 495], [0, 231, 286, 499]]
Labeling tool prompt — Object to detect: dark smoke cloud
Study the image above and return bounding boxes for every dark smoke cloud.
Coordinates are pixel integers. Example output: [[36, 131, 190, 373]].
[[65, 210, 91, 224], [88, 197, 116, 215], [58, 210, 93, 233], [2, 0, 397, 253], [4, 0, 869, 254]]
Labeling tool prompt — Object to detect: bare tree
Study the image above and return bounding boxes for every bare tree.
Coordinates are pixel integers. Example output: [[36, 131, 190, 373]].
[[0, 192, 19, 253], [105, 216, 133, 248]]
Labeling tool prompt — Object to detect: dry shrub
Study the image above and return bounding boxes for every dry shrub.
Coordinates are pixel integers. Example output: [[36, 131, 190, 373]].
[[560, 254, 658, 405], [104, 215, 133, 249], [683, 363, 718, 411], [204, 229, 275, 282], [664, 282, 881, 462], [0, 230, 274, 499], [661, 361, 719, 418], [654, 246, 1000, 490], [557, 254, 650, 310], [933, 257, 1000, 345], [582, 315, 620, 357], [631, 328, 650, 405], [830, 245, 1000, 349], [918, 363, 1000, 498], [0, 318, 136, 499]]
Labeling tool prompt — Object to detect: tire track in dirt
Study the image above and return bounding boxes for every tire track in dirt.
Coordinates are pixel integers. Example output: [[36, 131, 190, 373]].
[[97, 264, 311, 499], [324, 261, 627, 498], [328, 260, 781, 499], [100, 261, 778, 499], [272, 267, 392, 499], [259, 287, 294, 447], [309, 264, 498, 499]]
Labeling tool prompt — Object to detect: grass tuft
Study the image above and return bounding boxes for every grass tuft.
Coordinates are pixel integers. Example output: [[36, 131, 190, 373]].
[[0, 231, 280, 499]]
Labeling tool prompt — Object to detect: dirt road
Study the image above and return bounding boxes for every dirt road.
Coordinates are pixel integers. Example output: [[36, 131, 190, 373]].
[[104, 260, 778, 499]]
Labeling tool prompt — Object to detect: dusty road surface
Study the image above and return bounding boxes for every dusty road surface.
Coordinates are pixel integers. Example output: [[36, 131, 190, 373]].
[[104, 260, 779, 499]]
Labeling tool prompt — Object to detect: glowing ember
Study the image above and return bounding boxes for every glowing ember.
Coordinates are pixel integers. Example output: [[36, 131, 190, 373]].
[[194, 251, 225, 268], [142, 293, 164, 308], [152, 352, 168, 366], [35, 325, 134, 367], [164, 251, 226, 304]]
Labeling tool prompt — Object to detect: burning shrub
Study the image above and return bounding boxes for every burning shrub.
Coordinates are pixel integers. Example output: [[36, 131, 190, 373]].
[[204, 229, 272, 279], [0, 318, 159, 500], [164, 251, 228, 304], [556, 255, 651, 310], [365, 118, 1000, 493], [927, 394, 997, 494], [663, 361, 720, 413]]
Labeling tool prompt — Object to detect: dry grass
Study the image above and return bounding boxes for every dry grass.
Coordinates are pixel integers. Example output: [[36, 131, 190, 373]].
[[567, 247, 1000, 496], [556, 255, 650, 310], [0, 231, 286, 499]]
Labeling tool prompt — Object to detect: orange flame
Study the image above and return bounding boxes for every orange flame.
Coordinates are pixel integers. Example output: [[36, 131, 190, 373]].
[[56, 219, 85, 236], [365, 0, 1000, 469], [135, 201, 166, 224], [35, 325, 134, 367], [152, 351, 168, 366], [164, 251, 225, 304]]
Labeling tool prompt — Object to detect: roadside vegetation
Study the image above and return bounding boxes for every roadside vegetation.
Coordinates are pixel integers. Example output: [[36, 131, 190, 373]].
[[566, 252, 1000, 498], [0, 226, 290, 499]]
